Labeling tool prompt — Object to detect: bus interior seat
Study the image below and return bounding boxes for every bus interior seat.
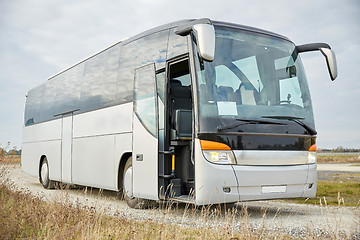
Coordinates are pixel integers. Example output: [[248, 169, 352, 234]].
[[170, 79, 182, 86], [174, 109, 192, 139], [238, 82, 258, 105], [217, 86, 235, 102], [171, 85, 191, 110], [170, 80, 192, 140]]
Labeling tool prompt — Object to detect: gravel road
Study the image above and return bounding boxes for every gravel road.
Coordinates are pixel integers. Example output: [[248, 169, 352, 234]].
[[2, 164, 359, 237], [318, 163, 360, 172]]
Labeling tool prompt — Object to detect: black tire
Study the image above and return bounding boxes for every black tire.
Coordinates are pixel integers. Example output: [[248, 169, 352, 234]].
[[122, 157, 149, 209], [39, 157, 55, 189]]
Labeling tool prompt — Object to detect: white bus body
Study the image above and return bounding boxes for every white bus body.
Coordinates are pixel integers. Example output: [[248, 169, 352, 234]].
[[22, 19, 337, 207]]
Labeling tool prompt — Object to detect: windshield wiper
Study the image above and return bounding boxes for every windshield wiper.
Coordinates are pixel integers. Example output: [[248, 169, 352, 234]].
[[261, 115, 317, 135], [217, 118, 286, 132]]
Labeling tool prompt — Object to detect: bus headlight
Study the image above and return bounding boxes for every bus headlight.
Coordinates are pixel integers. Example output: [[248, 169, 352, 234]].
[[203, 150, 237, 164], [307, 144, 317, 164], [200, 140, 237, 164]]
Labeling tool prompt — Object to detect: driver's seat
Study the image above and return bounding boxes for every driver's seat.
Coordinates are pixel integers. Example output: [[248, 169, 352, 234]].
[[238, 82, 257, 105]]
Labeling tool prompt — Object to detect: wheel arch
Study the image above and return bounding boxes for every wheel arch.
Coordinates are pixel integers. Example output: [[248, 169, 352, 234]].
[[117, 152, 132, 191], [38, 155, 47, 178]]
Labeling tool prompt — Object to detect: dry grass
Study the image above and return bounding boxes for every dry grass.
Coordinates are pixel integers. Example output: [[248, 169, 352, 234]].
[[1, 167, 358, 239], [0, 155, 21, 164], [317, 155, 360, 163], [0, 187, 291, 240], [0, 167, 287, 240]]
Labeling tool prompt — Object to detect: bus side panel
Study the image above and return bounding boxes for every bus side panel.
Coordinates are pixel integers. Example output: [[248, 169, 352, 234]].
[[72, 135, 115, 189], [22, 119, 62, 143], [72, 104, 133, 190], [73, 103, 133, 138], [21, 119, 62, 180], [22, 141, 61, 181], [72, 132, 132, 191], [21, 142, 39, 178]]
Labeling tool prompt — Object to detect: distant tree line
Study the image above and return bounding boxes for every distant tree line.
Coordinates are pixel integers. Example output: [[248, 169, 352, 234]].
[[0, 142, 21, 156], [318, 146, 360, 153]]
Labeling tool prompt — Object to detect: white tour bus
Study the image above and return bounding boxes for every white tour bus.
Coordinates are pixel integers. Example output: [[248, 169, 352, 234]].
[[22, 19, 337, 208]]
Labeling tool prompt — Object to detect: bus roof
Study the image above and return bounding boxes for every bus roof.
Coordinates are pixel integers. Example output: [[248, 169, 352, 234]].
[[123, 18, 290, 45], [48, 18, 290, 81]]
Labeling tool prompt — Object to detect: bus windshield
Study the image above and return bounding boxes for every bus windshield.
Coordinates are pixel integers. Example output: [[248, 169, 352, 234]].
[[194, 26, 315, 135]]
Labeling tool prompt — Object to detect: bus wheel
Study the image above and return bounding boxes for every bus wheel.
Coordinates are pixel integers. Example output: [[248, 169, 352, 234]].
[[123, 157, 149, 209], [39, 157, 55, 189]]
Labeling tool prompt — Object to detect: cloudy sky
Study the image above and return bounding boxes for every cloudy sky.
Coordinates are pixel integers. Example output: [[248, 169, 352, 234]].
[[0, 0, 359, 149]]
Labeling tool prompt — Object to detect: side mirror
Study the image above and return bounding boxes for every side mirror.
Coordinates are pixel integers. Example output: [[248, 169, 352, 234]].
[[320, 48, 338, 81], [296, 43, 338, 81], [192, 24, 215, 61]]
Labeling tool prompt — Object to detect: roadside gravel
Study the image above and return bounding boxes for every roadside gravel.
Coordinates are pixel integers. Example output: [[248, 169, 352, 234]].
[[2, 164, 359, 238], [317, 163, 360, 172]]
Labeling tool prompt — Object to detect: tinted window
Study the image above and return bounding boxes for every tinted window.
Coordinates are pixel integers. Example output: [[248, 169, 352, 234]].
[[53, 65, 82, 115], [80, 44, 120, 112], [25, 29, 173, 126], [140, 30, 168, 68], [134, 64, 157, 137], [167, 31, 188, 59], [116, 42, 137, 104], [116, 30, 169, 104], [24, 84, 44, 126], [39, 79, 57, 122]]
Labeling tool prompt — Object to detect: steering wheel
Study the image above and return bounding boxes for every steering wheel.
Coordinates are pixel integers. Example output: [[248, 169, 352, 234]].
[[276, 100, 291, 104]]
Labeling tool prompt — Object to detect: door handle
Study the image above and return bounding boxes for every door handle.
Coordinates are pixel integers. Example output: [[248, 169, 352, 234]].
[[136, 154, 143, 161]]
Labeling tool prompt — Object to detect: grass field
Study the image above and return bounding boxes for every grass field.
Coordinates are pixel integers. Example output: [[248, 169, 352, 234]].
[[287, 181, 360, 207], [317, 154, 360, 163]]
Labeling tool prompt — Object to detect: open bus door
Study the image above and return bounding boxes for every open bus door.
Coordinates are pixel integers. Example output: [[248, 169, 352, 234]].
[[132, 64, 159, 200], [160, 57, 195, 202]]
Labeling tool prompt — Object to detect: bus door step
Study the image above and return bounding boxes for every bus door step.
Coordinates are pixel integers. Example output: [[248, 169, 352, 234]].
[[169, 195, 195, 204]]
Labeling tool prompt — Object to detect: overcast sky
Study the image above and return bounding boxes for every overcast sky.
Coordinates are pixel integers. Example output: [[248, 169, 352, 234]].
[[0, 0, 359, 149]]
